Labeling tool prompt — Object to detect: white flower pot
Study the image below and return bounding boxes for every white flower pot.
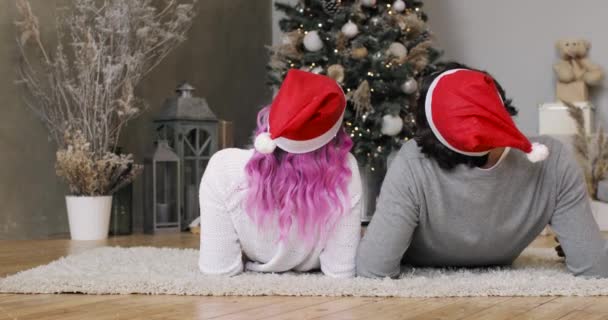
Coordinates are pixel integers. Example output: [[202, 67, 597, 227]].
[[66, 196, 113, 240], [590, 200, 608, 231]]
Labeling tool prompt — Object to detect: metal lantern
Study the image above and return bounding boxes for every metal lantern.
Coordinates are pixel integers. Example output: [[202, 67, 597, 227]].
[[154, 83, 218, 230], [144, 141, 182, 233]]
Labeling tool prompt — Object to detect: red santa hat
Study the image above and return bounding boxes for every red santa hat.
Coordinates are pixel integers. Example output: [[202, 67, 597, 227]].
[[254, 69, 346, 154], [425, 69, 549, 162]]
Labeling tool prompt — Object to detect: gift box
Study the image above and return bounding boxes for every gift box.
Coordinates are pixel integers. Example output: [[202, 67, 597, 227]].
[[538, 102, 594, 136]]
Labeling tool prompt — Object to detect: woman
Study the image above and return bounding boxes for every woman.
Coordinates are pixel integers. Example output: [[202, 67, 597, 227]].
[[198, 69, 362, 277]]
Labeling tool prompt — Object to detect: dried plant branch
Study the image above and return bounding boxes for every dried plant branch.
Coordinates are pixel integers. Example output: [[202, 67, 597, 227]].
[[15, 0, 197, 195], [565, 101, 608, 199]]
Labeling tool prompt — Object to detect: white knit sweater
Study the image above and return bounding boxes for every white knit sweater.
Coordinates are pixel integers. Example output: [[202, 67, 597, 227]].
[[198, 148, 362, 278]]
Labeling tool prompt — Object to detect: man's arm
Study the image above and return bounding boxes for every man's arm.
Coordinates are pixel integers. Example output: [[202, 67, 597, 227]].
[[550, 146, 608, 277], [356, 153, 419, 278]]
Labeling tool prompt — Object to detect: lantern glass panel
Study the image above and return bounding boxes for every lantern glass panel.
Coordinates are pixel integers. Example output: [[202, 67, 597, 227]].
[[184, 159, 197, 186], [184, 158, 198, 225], [184, 129, 197, 157], [199, 129, 212, 156], [157, 125, 176, 148], [155, 161, 179, 224]]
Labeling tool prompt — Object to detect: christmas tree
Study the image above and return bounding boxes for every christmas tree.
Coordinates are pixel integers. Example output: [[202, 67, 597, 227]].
[[268, 0, 440, 171]]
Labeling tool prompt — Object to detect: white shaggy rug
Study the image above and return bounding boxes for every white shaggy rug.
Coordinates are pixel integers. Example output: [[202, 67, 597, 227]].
[[1, 247, 607, 297]]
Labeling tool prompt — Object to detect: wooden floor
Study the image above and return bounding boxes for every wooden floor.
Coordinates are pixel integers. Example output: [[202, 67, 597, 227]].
[[1, 233, 607, 320]]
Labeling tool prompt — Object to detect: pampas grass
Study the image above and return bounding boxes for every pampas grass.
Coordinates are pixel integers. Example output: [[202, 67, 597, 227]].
[[564, 101, 608, 199], [14, 0, 197, 195]]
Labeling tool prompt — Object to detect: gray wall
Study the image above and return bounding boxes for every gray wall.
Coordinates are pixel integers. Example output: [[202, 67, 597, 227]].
[[272, 0, 298, 45], [273, 0, 608, 135], [0, 1, 272, 239], [423, 0, 608, 135]]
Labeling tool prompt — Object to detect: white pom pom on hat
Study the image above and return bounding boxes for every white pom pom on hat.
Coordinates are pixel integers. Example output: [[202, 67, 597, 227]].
[[526, 142, 549, 163], [254, 132, 277, 154]]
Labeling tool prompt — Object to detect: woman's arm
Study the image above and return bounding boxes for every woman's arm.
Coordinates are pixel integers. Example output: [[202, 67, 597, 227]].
[[198, 151, 244, 276]]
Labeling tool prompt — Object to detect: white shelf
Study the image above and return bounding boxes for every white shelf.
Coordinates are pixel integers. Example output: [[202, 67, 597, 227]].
[[538, 102, 594, 135]]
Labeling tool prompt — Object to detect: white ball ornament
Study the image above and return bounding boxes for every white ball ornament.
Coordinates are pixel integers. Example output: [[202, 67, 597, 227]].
[[388, 42, 408, 60], [381, 115, 404, 136], [392, 0, 406, 12], [361, 0, 376, 7], [303, 31, 324, 52], [341, 21, 359, 39], [401, 79, 418, 94]]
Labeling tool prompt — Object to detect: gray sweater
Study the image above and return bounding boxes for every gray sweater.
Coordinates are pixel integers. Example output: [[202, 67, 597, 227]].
[[356, 136, 608, 278]]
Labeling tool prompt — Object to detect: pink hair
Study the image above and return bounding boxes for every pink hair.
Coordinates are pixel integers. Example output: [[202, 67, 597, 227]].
[[244, 107, 353, 245]]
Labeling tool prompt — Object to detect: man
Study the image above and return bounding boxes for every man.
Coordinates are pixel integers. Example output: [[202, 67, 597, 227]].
[[356, 62, 608, 278]]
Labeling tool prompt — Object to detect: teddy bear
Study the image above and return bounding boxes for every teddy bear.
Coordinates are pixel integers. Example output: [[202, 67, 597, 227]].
[[553, 39, 604, 103]]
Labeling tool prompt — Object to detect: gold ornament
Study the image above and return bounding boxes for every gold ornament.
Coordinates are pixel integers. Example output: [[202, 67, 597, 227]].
[[406, 40, 433, 72], [347, 80, 372, 118], [268, 55, 287, 70], [283, 30, 304, 46], [336, 32, 348, 52], [351, 3, 366, 20], [268, 30, 304, 61], [393, 13, 425, 36], [351, 46, 369, 60], [327, 64, 345, 83]]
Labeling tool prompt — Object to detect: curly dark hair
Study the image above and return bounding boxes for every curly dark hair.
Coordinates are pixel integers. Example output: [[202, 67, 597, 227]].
[[415, 62, 519, 170]]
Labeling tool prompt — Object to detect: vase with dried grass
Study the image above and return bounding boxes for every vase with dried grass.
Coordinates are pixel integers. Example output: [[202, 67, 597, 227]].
[[14, 0, 197, 239], [565, 101, 608, 230]]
